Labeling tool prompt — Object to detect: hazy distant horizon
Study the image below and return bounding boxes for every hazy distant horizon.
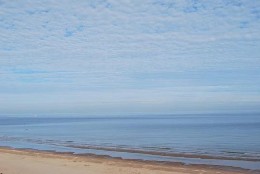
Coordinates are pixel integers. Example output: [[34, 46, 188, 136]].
[[1, 1, 260, 115], [0, 112, 260, 118]]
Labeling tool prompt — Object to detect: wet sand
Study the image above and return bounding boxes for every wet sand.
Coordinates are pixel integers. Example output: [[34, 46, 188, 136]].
[[67, 144, 260, 161], [0, 147, 259, 174]]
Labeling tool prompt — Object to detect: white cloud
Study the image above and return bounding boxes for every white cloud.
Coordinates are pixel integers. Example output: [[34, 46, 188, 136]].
[[0, 0, 260, 114]]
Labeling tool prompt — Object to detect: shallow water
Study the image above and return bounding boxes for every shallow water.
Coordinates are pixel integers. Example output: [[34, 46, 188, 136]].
[[0, 114, 260, 170]]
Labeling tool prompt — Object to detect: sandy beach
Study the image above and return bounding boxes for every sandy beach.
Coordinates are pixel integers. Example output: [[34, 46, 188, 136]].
[[0, 147, 258, 174]]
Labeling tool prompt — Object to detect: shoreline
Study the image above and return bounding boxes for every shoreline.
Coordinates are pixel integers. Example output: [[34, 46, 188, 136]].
[[67, 144, 260, 161], [1, 147, 259, 174], [1, 136, 260, 162]]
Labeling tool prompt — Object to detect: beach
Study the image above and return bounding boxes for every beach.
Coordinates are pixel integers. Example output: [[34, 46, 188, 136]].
[[0, 147, 258, 174], [1, 0, 259, 173]]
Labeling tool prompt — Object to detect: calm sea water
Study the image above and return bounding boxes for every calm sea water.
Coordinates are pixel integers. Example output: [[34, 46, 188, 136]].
[[0, 114, 260, 170]]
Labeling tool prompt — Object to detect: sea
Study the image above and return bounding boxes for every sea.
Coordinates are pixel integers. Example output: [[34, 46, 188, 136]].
[[0, 114, 260, 170]]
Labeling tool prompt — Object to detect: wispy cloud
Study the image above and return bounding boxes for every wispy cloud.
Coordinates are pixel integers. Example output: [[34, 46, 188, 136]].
[[0, 0, 259, 115]]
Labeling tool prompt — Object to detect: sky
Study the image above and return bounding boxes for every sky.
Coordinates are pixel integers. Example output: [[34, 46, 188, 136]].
[[0, 0, 260, 116]]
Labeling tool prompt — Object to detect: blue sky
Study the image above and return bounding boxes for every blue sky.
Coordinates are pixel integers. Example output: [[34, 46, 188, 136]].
[[0, 0, 260, 116]]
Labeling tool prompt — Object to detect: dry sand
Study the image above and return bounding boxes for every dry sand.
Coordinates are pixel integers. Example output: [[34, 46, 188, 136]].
[[0, 147, 258, 174]]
